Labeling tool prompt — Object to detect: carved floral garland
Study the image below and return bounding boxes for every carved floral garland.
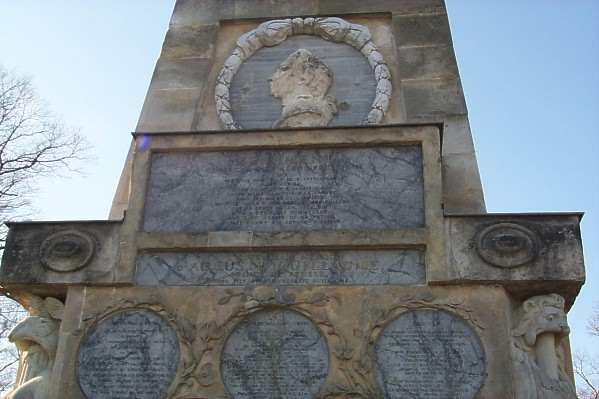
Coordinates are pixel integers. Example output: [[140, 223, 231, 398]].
[[215, 17, 392, 130], [324, 294, 486, 399], [81, 293, 485, 399]]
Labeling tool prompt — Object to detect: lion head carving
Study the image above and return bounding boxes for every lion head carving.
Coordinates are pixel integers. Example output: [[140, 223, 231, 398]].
[[512, 294, 569, 349], [511, 294, 576, 399]]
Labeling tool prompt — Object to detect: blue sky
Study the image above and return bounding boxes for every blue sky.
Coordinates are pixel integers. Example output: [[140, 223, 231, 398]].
[[0, 0, 597, 361]]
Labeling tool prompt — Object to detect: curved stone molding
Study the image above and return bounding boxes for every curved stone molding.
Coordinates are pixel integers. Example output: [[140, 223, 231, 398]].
[[76, 308, 181, 399], [39, 230, 95, 272], [476, 223, 539, 268], [216, 17, 392, 130], [374, 309, 485, 399], [511, 294, 576, 399], [2, 295, 64, 399], [221, 308, 329, 399]]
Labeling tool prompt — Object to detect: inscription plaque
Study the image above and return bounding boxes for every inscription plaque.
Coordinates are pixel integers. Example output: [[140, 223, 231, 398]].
[[221, 309, 329, 399], [136, 250, 425, 286], [143, 146, 424, 233], [77, 310, 180, 399], [375, 309, 485, 399]]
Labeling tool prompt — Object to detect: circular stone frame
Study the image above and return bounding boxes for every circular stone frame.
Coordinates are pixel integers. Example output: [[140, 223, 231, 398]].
[[215, 17, 392, 130], [39, 230, 96, 273], [476, 222, 539, 268]]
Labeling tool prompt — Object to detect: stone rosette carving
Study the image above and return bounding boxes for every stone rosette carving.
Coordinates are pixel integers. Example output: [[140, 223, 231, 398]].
[[40, 230, 96, 272], [511, 294, 577, 399], [216, 17, 392, 129], [2, 295, 64, 399], [476, 223, 539, 268]]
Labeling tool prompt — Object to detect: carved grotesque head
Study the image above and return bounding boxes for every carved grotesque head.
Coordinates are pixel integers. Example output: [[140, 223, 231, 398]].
[[269, 49, 337, 128], [513, 294, 570, 348]]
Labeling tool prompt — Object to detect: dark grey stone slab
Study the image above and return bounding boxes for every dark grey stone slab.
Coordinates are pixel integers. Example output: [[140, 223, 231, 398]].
[[221, 309, 328, 399], [135, 250, 425, 286], [230, 35, 376, 129], [375, 309, 485, 399], [77, 310, 180, 399], [143, 146, 424, 233]]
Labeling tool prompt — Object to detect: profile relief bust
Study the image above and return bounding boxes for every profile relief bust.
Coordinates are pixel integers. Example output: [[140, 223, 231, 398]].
[[270, 49, 337, 128]]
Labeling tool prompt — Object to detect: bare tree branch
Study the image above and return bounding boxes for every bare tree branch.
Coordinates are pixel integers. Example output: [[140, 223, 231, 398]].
[[576, 302, 599, 399], [0, 66, 90, 394]]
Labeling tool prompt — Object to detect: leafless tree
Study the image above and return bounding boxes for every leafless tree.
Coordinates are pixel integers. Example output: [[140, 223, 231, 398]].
[[575, 303, 599, 399], [0, 66, 86, 248], [0, 66, 88, 394], [0, 295, 25, 394]]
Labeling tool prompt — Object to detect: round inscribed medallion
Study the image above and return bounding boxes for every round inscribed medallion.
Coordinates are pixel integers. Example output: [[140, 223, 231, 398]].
[[375, 309, 485, 399], [221, 309, 329, 399], [77, 309, 180, 399], [216, 17, 392, 130]]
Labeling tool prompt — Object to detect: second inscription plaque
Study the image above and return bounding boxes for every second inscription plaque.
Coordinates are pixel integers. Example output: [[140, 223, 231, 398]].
[[143, 146, 424, 233]]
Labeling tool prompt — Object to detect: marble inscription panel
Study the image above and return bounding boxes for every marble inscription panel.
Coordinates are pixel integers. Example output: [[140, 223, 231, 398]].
[[375, 309, 485, 399], [221, 309, 329, 399], [136, 250, 425, 286], [143, 146, 424, 233], [77, 310, 180, 399]]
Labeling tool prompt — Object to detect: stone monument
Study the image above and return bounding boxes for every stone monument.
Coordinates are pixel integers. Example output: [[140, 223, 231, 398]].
[[0, 1, 585, 399]]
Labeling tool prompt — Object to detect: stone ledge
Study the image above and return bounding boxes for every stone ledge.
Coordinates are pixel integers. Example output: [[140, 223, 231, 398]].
[[439, 213, 585, 307], [0, 221, 122, 286]]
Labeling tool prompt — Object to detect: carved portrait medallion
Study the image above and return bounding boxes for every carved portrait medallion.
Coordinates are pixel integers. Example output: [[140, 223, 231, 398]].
[[216, 17, 391, 130]]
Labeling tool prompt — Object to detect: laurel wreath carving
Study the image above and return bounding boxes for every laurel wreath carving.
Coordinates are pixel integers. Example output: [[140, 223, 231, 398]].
[[215, 17, 392, 130]]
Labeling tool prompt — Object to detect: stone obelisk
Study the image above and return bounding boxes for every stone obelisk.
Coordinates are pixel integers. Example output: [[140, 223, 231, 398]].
[[1, 1, 584, 398]]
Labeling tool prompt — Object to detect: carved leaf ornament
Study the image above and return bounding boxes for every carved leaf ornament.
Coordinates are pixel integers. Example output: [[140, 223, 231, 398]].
[[216, 17, 392, 129]]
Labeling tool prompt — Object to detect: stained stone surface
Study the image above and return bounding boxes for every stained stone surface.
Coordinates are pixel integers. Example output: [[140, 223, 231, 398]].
[[221, 309, 329, 399], [375, 309, 485, 399], [143, 146, 424, 233], [230, 35, 376, 128], [135, 250, 425, 286], [77, 310, 180, 399]]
